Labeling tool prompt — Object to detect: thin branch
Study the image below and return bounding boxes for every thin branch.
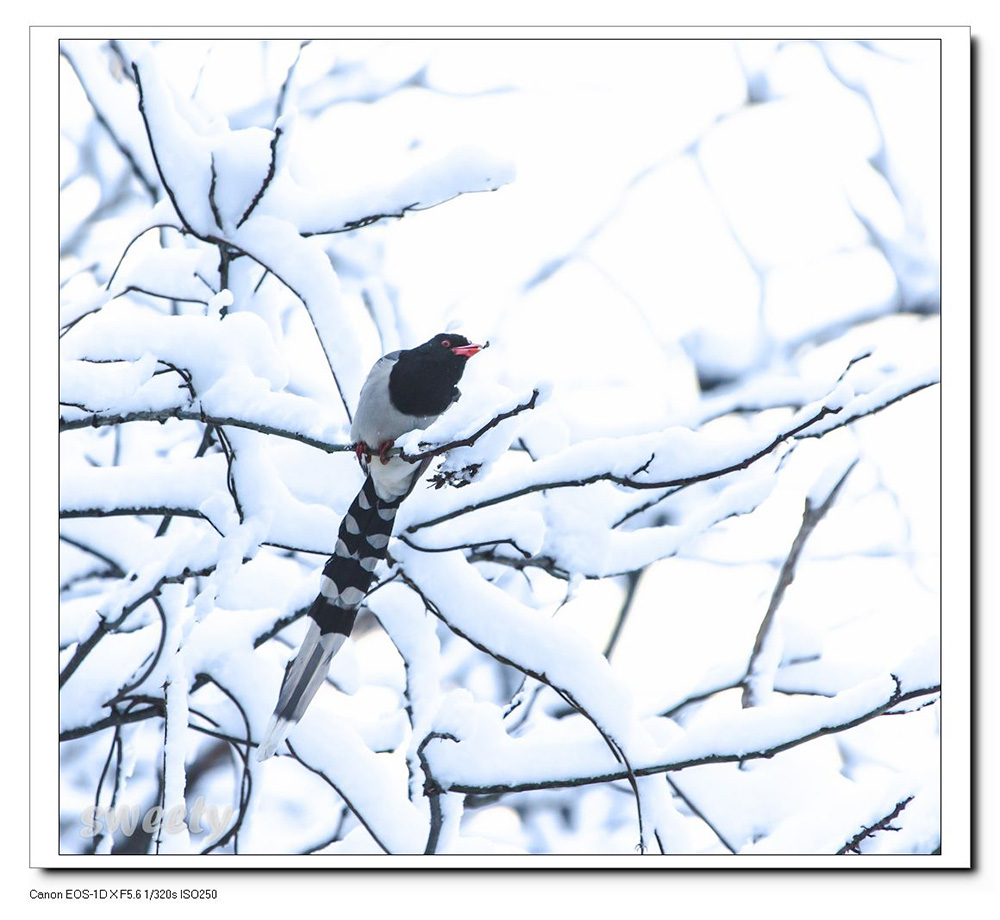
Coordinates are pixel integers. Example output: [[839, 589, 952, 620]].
[[410, 379, 936, 535], [395, 568, 648, 852], [300, 805, 350, 855], [196, 675, 253, 854], [60, 404, 352, 453], [132, 62, 198, 237], [236, 128, 283, 229], [89, 717, 126, 852], [553, 684, 648, 852], [213, 425, 244, 524], [794, 382, 937, 440], [59, 620, 109, 688], [155, 422, 217, 538], [102, 223, 184, 293], [604, 569, 643, 660], [416, 732, 460, 855], [61, 505, 209, 522], [61, 564, 217, 688], [837, 796, 915, 854], [60, 705, 163, 742], [408, 404, 840, 533], [61, 47, 159, 202], [274, 41, 310, 124], [130, 63, 358, 421], [397, 533, 533, 559], [465, 549, 571, 580], [502, 680, 546, 735], [284, 742, 392, 855], [61, 695, 218, 746], [208, 155, 224, 231], [612, 486, 683, 529], [742, 460, 858, 707], [436, 679, 941, 796], [397, 388, 541, 463], [666, 777, 737, 854], [104, 597, 169, 706]]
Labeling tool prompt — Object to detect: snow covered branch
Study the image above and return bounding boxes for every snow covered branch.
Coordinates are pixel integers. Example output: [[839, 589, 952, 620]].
[[59, 39, 942, 856], [397, 388, 542, 463], [431, 677, 941, 796]]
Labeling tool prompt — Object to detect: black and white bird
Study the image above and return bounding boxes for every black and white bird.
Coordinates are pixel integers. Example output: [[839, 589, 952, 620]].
[[257, 332, 483, 761]]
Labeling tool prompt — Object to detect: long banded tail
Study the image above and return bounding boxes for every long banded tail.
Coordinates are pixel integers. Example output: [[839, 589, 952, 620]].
[[257, 475, 402, 761]]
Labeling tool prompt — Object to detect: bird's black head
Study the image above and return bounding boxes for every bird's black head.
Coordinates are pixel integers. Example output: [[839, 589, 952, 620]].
[[389, 332, 483, 417]]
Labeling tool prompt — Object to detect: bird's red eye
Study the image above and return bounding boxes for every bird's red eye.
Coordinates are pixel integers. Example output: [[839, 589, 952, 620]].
[[441, 339, 451, 348]]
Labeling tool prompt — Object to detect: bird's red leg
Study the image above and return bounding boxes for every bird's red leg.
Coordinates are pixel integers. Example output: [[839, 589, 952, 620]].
[[377, 440, 395, 465], [354, 442, 371, 464]]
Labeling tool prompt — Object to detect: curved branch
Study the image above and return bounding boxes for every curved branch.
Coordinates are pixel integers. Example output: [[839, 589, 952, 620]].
[[132, 62, 200, 237], [104, 223, 185, 292], [395, 568, 648, 850], [195, 674, 254, 854], [837, 795, 915, 855], [793, 382, 937, 440], [236, 127, 282, 228], [742, 460, 858, 707], [408, 405, 836, 533], [299, 187, 508, 238], [396, 388, 541, 463], [60, 704, 163, 742], [61, 47, 159, 202], [284, 742, 392, 855], [416, 732, 460, 855], [409, 380, 936, 535], [59, 404, 353, 453], [104, 597, 169, 706], [438, 680, 942, 796]]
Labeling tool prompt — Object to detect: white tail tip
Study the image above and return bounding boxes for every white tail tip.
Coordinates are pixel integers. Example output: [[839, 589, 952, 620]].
[[256, 715, 293, 762]]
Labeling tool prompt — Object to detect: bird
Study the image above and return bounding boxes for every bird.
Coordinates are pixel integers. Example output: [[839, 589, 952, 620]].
[[256, 332, 484, 761]]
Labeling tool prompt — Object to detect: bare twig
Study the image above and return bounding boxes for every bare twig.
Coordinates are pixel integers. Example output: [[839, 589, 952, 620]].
[[284, 742, 392, 855], [742, 460, 858, 707], [416, 732, 460, 854], [274, 41, 311, 123], [236, 127, 283, 229], [61, 46, 159, 202], [837, 796, 915, 854], [196, 675, 254, 854], [132, 62, 199, 237], [604, 569, 643, 660]]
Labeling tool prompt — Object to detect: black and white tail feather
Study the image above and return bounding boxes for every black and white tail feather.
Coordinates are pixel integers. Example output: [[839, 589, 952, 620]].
[[256, 332, 481, 762], [257, 472, 409, 761]]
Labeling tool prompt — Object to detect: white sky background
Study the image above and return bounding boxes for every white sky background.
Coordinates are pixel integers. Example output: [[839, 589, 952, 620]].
[[53, 36, 952, 863]]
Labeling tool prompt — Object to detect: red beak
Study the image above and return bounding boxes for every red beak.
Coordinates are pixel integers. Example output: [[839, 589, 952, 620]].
[[451, 343, 483, 358]]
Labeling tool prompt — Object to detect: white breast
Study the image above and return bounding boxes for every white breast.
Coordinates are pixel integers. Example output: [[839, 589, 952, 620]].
[[350, 351, 439, 501], [350, 352, 438, 448]]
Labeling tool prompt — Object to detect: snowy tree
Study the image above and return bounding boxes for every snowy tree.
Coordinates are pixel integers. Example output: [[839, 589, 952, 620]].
[[59, 39, 941, 855]]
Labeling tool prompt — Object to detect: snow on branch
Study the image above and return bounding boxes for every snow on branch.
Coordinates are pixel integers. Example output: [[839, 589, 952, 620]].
[[428, 675, 941, 796], [283, 146, 516, 237], [120, 49, 514, 420], [406, 357, 938, 536], [392, 542, 689, 852], [59, 39, 942, 856], [397, 387, 542, 463]]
